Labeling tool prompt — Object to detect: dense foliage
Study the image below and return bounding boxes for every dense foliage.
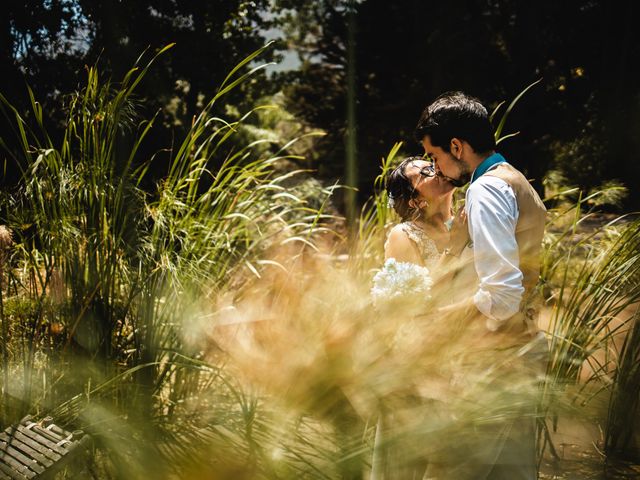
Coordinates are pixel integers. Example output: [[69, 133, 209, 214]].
[[3, 0, 640, 209], [278, 0, 640, 207]]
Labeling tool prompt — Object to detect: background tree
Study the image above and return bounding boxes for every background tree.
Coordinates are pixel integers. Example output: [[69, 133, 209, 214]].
[[1, 0, 279, 190], [278, 0, 640, 208]]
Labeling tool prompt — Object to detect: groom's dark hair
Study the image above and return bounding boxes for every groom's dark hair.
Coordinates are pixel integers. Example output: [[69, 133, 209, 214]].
[[414, 92, 496, 153]]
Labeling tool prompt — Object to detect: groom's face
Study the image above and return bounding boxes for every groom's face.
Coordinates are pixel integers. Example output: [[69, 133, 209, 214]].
[[421, 135, 471, 187]]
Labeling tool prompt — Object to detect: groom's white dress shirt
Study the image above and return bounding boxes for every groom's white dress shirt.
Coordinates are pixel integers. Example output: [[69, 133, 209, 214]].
[[465, 163, 524, 331]]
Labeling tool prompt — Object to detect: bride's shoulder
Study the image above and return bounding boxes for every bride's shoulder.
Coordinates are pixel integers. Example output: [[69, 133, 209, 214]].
[[385, 223, 414, 253], [387, 222, 413, 242], [388, 222, 407, 234]]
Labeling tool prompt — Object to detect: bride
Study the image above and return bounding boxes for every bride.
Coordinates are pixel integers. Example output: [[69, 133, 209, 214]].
[[370, 156, 470, 479]]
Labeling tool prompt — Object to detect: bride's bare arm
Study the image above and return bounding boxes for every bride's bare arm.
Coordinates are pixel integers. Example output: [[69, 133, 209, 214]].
[[384, 225, 424, 265]]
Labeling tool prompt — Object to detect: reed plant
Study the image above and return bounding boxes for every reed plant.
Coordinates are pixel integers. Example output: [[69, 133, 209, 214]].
[[0, 43, 338, 477], [606, 307, 640, 459], [538, 180, 640, 462]]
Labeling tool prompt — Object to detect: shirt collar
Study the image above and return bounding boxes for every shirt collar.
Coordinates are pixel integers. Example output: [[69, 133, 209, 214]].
[[470, 152, 506, 184]]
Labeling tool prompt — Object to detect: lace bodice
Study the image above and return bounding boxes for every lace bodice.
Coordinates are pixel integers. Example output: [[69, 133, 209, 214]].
[[385, 221, 441, 269]]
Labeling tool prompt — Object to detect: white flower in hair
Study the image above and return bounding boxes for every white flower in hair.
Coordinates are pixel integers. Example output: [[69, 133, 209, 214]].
[[371, 258, 433, 314], [387, 193, 395, 209]]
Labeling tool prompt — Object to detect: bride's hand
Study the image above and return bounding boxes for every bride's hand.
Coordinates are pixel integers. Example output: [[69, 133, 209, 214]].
[[447, 207, 469, 256]]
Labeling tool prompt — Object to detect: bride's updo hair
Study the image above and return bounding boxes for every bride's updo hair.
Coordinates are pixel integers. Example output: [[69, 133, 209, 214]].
[[386, 156, 423, 221]]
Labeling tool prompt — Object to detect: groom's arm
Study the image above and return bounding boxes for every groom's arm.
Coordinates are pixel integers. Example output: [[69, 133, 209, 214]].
[[466, 176, 524, 331], [436, 177, 524, 330]]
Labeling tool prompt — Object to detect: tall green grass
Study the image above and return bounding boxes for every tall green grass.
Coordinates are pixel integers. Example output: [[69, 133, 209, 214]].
[[606, 307, 640, 459], [538, 181, 640, 462], [0, 43, 337, 477]]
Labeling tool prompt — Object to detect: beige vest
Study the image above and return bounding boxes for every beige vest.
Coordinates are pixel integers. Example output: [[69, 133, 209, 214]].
[[447, 163, 547, 342], [485, 163, 547, 303]]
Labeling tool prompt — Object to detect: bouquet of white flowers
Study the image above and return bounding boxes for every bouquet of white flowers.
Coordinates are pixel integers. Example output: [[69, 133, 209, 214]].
[[370, 258, 433, 315]]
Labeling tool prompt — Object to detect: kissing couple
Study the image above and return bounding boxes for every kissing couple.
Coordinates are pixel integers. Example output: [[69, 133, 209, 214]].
[[373, 91, 549, 480]]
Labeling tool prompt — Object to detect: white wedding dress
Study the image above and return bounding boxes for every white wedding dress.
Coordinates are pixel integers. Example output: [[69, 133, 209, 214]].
[[372, 221, 445, 480], [385, 221, 441, 268]]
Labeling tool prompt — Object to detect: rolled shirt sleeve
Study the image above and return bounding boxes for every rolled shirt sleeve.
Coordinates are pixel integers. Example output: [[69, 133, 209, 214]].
[[466, 174, 524, 331]]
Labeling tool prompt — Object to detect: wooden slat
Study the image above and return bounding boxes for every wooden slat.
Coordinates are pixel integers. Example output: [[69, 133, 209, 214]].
[[0, 452, 35, 479], [18, 418, 74, 444], [13, 429, 66, 456], [42, 425, 66, 438], [0, 459, 28, 480], [32, 435, 92, 480], [0, 418, 90, 479], [23, 427, 62, 446], [0, 432, 60, 463], [0, 444, 44, 474], [0, 436, 53, 468], [17, 419, 32, 428]]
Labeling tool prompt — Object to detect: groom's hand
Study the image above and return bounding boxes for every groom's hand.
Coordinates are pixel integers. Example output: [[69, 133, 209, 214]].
[[448, 207, 469, 256]]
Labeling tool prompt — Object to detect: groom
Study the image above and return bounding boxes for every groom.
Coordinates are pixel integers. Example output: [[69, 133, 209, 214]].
[[414, 91, 547, 479]]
